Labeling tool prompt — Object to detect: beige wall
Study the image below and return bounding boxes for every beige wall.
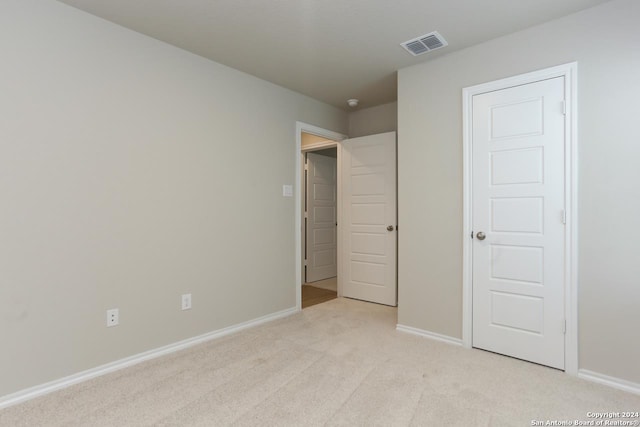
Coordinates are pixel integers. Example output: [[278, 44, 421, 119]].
[[398, 0, 640, 383], [0, 0, 347, 397], [348, 102, 397, 138]]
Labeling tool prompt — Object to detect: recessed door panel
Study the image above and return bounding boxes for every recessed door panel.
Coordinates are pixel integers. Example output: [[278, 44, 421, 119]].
[[351, 173, 385, 196], [313, 249, 336, 268], [491, 148, 543, 185], [313, 206, 335, 224], [492, 197, 543, 233], [351, 145, 386, 167], [491, 292, 544, 334], [490, 98, 543, 140], [351, 203, 385, 225], [313, 183, 334, 201], [351, 233, 386, 256], [351, 261, 385, 286], [314, 228, 335, 245], [491, 245, 543, 284]]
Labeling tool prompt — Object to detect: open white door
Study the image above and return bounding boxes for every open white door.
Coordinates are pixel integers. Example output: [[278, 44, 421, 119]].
[[472, 77, 566, 369], [342, 132, 397, 306], [306, 151, 337, 282]]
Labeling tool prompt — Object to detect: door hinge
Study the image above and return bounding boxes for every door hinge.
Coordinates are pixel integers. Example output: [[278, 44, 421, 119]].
[[563, 319, 567, 334], [561, 210, 566, 225], [561, 100, 567, 115]]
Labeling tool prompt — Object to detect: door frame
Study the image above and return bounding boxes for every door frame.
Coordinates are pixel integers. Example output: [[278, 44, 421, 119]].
[[295, 122, 347, 311], [461, 62, 578, 375]]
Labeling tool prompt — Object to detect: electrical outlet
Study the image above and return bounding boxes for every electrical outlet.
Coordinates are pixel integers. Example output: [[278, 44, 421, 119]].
[[181, 294, 192, 310], [106, 308, 119, 327]]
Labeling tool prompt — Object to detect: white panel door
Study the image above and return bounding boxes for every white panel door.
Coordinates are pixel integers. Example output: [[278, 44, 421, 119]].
[[472, 77, 566, 369], [306, 152, 337, 282], [342, 132, 397, 306]]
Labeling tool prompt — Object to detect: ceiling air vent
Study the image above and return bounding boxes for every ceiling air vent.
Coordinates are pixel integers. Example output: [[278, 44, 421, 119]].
[[401, 31, 448, 56]]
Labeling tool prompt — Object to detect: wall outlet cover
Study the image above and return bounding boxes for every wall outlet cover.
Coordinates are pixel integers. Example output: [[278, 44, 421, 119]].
[[106, 308, 119, 327], [181, 294, 192, 310]]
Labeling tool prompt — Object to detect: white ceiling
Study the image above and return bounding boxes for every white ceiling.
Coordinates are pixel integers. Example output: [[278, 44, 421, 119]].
[[57, 0, 610, 110]]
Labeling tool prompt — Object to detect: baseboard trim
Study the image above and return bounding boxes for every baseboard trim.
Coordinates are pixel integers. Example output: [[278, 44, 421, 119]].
[[396, 324, 463, 346], [578, 369, 640, 395], [0, 306, 299, 410]]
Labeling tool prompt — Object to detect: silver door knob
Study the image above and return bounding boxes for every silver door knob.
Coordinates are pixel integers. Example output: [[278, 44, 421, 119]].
[[476, 231, 486, 240], [387, 225, 394, 231]]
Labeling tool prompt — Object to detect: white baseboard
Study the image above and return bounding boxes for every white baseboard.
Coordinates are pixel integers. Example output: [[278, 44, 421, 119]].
[[395, 326, 639, 396], [396, 324, 463, 346], [578, 369, 640, 395], [0, 306, 299, 410]]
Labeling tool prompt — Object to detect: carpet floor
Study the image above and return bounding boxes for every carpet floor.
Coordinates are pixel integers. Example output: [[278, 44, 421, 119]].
[[1, 298, 638, 426]]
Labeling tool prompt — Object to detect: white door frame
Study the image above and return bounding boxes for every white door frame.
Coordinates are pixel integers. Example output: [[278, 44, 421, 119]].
[[461, 62, 579, 375], [295, 122, 347, 311]]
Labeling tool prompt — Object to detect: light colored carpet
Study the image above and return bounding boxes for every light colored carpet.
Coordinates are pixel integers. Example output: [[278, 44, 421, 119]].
[[1, 298, 638, 426], [305, 277, 337, 292]]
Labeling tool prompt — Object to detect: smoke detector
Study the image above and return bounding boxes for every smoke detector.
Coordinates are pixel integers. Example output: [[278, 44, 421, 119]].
[[347, 99, 359, 108], [400, 31, 448, 56]]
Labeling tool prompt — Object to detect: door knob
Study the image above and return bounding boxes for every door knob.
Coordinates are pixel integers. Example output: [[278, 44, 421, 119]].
[[476, 231, 486, 240], [387, 225, 394, 231]]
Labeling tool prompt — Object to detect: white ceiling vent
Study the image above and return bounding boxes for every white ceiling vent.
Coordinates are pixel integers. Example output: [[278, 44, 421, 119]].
[[400, 31, 448, 56]]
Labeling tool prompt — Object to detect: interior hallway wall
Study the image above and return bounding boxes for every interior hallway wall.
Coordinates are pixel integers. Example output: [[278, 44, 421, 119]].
[[348, 101, 397, 138], [0, 0, 347, 397]]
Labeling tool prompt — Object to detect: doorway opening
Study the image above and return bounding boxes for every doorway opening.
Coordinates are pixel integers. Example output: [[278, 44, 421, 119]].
[[295, 124, 398, 310], [295, 123, 347, 310], [303, 146, 338, 308]]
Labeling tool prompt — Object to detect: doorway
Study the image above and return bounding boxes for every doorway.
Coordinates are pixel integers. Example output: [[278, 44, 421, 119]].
[[462, 63, 578, 374], [295, 123, 347, 310], [303, 147, 338, 308], [295, 123, 399, 310]]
